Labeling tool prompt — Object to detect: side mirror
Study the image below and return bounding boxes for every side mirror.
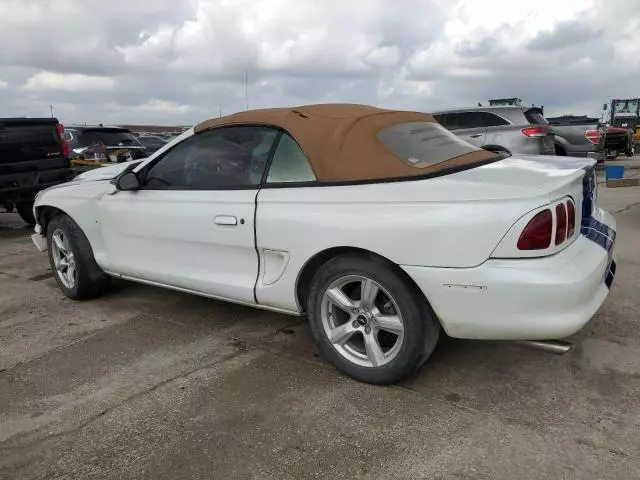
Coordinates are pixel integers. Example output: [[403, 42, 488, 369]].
[[115, 171, 140, 191]]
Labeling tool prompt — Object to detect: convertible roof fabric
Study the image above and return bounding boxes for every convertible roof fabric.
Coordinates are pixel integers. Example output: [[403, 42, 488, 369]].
[[194, 104, 496, 182]]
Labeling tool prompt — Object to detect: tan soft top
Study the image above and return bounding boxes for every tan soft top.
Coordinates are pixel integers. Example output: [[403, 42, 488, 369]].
[[194, 104, 495, 183]]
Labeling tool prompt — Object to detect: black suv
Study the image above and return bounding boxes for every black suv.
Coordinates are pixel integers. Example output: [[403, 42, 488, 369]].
[[64, 126, 147, 170]]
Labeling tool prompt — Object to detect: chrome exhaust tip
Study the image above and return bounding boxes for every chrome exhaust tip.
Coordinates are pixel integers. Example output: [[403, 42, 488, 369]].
[[515, 340, 572, 355]]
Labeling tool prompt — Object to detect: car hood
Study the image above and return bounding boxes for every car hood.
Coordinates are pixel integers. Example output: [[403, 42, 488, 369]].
[[74, 160, 144, 182]]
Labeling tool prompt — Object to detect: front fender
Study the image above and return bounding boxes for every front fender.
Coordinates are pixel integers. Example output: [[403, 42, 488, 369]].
[[33, 181, 113, 266]]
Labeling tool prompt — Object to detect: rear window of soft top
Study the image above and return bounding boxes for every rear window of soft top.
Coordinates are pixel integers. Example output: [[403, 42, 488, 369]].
[[377, 121, 487, 168]]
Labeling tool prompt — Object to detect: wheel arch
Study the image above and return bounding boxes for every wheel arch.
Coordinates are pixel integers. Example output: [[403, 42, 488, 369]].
[[554, 143, 567, 156], [35, 204, 71, 234], [482, 145, 510, 154], [295, 246, 431, 314]]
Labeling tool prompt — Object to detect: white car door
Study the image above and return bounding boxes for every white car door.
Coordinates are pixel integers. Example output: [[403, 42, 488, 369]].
[[97, 126, 278, 304]]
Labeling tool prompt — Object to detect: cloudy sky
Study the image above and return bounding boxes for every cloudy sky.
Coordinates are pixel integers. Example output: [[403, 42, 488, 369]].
[[1, 0, 638, 126]]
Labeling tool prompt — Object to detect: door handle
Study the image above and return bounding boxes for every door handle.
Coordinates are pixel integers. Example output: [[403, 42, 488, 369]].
[[469, 133, 483, 138], [214, 215, 238, 226]]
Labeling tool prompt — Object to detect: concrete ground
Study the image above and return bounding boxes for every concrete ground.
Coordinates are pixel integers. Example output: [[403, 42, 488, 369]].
[[0, 185, 639, 480]]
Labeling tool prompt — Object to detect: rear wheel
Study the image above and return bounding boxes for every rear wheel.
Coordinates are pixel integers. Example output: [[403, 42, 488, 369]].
[[16, 201, 35, 225], [307, 254, 439, 384], [47, 214, 110, 300]]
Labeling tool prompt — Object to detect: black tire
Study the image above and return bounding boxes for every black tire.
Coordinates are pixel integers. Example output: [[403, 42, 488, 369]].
[[47, 214, 110, 300], [16, 201, 35, 225], [307, 254, 440, 384], [554, 145, 566, 156]]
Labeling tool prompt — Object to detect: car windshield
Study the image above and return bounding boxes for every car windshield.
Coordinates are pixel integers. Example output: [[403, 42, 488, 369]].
[[80, 129, 142, 147], [139, 136, 167, 146], [377, 121, 491, 168]]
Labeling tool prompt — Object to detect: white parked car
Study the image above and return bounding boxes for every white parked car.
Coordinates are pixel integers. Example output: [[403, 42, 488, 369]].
[[31, 104, 616, 384]]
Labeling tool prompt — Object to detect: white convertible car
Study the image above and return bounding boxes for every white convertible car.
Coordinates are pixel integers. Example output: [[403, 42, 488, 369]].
[[31, 104, 616, 384]]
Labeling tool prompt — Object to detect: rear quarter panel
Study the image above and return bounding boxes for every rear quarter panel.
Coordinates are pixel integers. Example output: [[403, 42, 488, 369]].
[[255, 177, 546, 311]]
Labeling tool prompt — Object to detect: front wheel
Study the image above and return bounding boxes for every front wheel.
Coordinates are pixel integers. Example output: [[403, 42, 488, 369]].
[[307, 254, 440, 384], [47, 214, 110, 300]]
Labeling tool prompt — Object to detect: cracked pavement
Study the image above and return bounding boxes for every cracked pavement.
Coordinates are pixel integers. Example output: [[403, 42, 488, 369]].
[[1, 184, 640, 479]]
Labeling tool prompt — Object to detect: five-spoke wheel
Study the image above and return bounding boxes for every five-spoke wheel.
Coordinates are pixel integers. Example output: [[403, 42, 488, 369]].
[[51, 229, 77, 289], [46, 213, 110, 300], [321, 275, 405, 368], [308, 254, 440, 384]]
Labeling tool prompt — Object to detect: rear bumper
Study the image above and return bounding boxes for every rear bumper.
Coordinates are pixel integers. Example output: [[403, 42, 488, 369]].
[[402, 208, 616, 340]]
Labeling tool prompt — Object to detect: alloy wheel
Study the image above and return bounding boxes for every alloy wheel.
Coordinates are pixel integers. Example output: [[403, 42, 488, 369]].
[[51, 229, 77, 289], [320, 275, 405, 368]]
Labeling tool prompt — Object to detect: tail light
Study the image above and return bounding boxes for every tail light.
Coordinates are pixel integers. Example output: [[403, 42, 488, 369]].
[[555, 203, 567, 245], [517, 210, 553, 250], [521, 126, 548, 138], [585, 129, 601, 145], [567, 200, 576, 237], [56, 124, 70, 157]]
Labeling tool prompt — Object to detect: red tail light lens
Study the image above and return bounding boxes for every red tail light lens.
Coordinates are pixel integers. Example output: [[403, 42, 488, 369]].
[[56, 123, 70, 157], [585, 129, 601, 145], [567, 200, 575, 238], [517, 209, 553, 250], [555, 203, 567, 245], [521, 126, 548, 137]]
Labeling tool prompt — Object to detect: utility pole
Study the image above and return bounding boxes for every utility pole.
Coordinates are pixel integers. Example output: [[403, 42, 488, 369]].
[[49, 105, 54, 118]]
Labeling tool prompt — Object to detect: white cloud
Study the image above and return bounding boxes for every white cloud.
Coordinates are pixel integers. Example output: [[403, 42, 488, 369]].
[[24, 72, 116, 92], [0, 79, 8, 89], [132, 99, 190, 114], [0, 0, 638, 123]]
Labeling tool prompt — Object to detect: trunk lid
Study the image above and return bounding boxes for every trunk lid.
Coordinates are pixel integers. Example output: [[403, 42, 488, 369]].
[[453, 154, 594, 227], [0, 118, 63, 164], [454, 154, 593, 198]]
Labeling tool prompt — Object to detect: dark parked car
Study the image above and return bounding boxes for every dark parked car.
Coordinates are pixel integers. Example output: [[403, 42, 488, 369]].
[[432, 106, 555, 155], [0, 117, 72, 224], [64, 126, 147, 169], [137, 135, 168, 156], [546, 115, 605, 161]]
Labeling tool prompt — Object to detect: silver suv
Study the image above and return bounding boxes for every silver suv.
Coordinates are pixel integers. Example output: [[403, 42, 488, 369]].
[[432, 106, 555, 155]]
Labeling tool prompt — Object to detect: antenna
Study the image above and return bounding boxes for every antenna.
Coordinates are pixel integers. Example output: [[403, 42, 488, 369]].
[[49, 105, 54, 118]]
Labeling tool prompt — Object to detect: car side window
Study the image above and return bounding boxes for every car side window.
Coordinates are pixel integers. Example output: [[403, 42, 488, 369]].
[[480, 112, 510, 127], [442, 113, 460, 130], [266, 133, 317, 184], [455, 112, 484, 129], [142, 126, 277, 190], [433, 114, 447, 127]]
